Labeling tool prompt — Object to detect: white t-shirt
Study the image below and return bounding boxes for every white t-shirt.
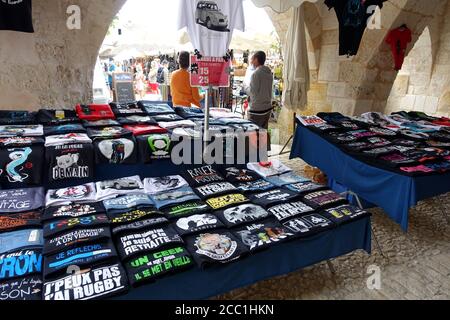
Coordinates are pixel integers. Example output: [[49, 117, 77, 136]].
[[178, 0, 245, 57], [247, 160, 292, 178]]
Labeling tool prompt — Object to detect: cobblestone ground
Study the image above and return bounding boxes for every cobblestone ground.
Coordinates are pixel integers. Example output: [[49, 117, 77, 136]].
[[217, 150, 450, 300]]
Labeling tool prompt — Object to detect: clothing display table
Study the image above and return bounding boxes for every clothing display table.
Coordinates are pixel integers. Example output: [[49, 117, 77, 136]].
[[290, 123, 450, 231]]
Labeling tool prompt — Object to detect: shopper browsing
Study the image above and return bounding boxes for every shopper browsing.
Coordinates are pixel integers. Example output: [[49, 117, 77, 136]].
[[170, 51, 203, 108]]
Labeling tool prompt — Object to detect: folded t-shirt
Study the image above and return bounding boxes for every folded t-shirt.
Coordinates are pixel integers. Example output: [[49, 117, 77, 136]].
[[117, 116, 158, 126], [0, 136, 44, 148], [124, 125, 167, 136], [249, 189, 300, 209], [321, 204, 371, 225], [107, 208, 164, 226], [150, 186, 200, 210], [174, 213, 225, 236], [82, 119, 120, 128], [174, 106, 204, 119], [87, 127, 133, 141], [75, 104, 115, 121], [222, 167, 260, 183], [233, 179, 277, 194], [0, 276, 43, 301], [247, 160, 292, 177], [37, 109, 79, 126], [194, 182, 238, 200], [162, 201, 211, 220], [0, 111, 36, 125], [215, 203, 270, 228], [282, 213, 335, 238], [0, 248, 42, 281], [285, 181, 327, 194], [152, 114, 185, 122], [43, 214, 110, 239], [44, 124, 87, 136], [205, 193, 249, 211], [140, 103, 175, 116], [44, 133, 92, 147], [267, 201, 315, 221], [301, 190, 348, 210], [0, 229, 43, 255], [143, 175, 188, 194], [137, 134, 173, 162], [111, 216, 169, 236], [45, 183, 97, 207], [95, 176, 144, 201], [0, 125, 43, 138], [264, 172, 309, 187], [182, 165, 225, 187], [42, 202, 105, 222], [110, 102, 146, 116], [158, 120, 196, 129], [103, 194, 154, 214], [0, 211, 41, 233], [0, 187, 45, 213], [94, 137, 138, 165]]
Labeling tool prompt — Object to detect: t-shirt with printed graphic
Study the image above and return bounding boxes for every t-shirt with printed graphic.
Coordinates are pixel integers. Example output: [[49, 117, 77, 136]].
[[247, 160, 292, 178], [43, 264, 128, 301], [0, 211, 41, 233], [107, 208, 164, 226], [267, 201, 315, 222], [0, 276, 42, 301], [125, 246, 193, 287], [174, 106, 204, 119], [43, 214, 110, 239], [234, 179, 276, 194], [0, 229, 43, 255], [0, 144, 44, 187], [185, 231, 248, 268], [0, 249, 42, 281], [138, 103, 175, 116], [124, 124, 167, 136], [215, 203, 270, 228], [282, 213, 335, 238], [182, 165, 226, 187], [87, 127, 133, 141], [45, 183, 97, 207], [178, 0, 245, 56], [150, 186, 201, 210], [44, 133, 92, 147], [75, 104, 115, 121], [0, 136, 44, 148], [37, 109, 80, 126], [174, 213, 224, 236], [152, 114, 185, 122], [95, 176, 144, 201], [205, 193, 249, 210], [234, 219, 293, 251], [249, 188, 301, 209], [301, 189, 348, 210], [163, 201, 212, 219], [111, 216, 169, 236], [42, 202, 105, 222], [137, 134, 173, 163], [144, 175, 188, 194], [44, 124, 87, 136], [264, 172, 309, 187], [82, 119, 120, 128], [222, 167, 260, 183], [45, 143, 94, 182], [110, 102, 147, 117], [103, 194, 155, 215], [194, 182, 238, 200], [321, 204, 371, 225], [158, 120, 196, 130], [0, 0, 33, 33], [285, 181, 327, 194], [0, 187, 45, 213], [0, 111, 36, 125], [0, 125, 43, 138], [94, 137, 138, 165]]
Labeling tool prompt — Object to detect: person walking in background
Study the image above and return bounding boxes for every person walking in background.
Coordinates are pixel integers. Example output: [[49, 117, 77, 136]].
[[148, 60, 160, 94], [107, 58, 117, 94], [135, 70, 146, 100], [170, 51, 203, 108]]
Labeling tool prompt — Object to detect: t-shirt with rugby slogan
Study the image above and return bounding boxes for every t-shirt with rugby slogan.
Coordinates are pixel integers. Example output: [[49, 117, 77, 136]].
[[285, 181, 328, 194], [0, 0, 34, 33], [221, 167, 260, 183], [150, 186, 201, 210], [116, 226, 183, 261], [42, 202, 105, 222], [215, 204, 270, 228], [126, 246, 194, 287], [95, 175, 144, 201], [249, 189, 301, 209], [182, 165, 225, 187], [321, 205, 371, 225], [0, 249, 42, 281], [0, 211, 41, 233], [0, 187, 45, 213], [43, 214, 110, 239], [173, 214, 225, 236], [103, 194, 155, 215], [43, 240, 118, 279], [43, 227, 112, 256], [185, 231, 248, 269], [234, 179, 276, 194], [137, 134, 173, 163], [0, 229, 43, 255], [143, 175, 188, 194], [45, 144, 94, 182], [162, 201, 211, 219], [301, 190, 348, 210], [234, 219, 294, 252], [194, 182, 238, 200], [111, 216, 169, 236], [205, 193, 249, 211], [45, 183, 97, 207], [94, 137, 138, 165], [0, 276, 42, 301], [267, 201, 315, 222], [107, 208, 165, 226], [43, 264, 128, 300], [282, 213, 335, 238], [0, 145, 45, 187]]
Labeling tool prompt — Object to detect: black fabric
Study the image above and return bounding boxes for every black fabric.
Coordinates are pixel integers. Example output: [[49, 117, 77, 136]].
[[116, 226, 183, 261], [285, 181, 328, 194], [43, 214, 110, 239], [374, 152, 417, 168], [45, 143, 94, 182], [82, 119, 120, 128], [317, 112, 361, 130], [301, 190, 348, 210], [117, 116, 157, 125], [249, 188, 301, 209], [107, 208, 164, 226], [137, 134, 173, 163], [42, 202, 105, 222], [215, 204, 270, 228], [37, 109, 79, 126], [182, 165, 225, 187], [0, 248, 42, 281], [111, 217, 169, 236], [222, 167, 260, 183], [174, 106, 204, 119], [43, 227, 111, 256], [94, 137, 137, 164], [321, 204, 371, 225], [173, 213, 224, 236], [325, 0, 386, 56], [0, 111, 36, 125], [234, 219, 294, 252], [152, 114, 185, 122], [43, 264, 128, 300], [103, 194, 155, 215], [0, 276, 42, 301], [194, 182, 238, 200], [87, 127, 133, 141], [234, 179, 277, 194], [205, 193, 249, 211], [162, 201, 211, 219], [0, 211, 41, 233], [185, 230, 248, 269], [0, 0, 34, 33], [0, 145, 44, 187], [0, 187, 45, 213], [139, 103, 175, 116], [267, 201, 315, 221], [126, 246, 193, 287], [282, 213, 335, 238], [44, 124, 86, 136], [43, 240, 118, 279]]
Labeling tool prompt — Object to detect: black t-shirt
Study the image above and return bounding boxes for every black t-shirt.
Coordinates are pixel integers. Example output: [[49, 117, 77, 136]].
[[87, 127, 133, 141], [107, 208, 164, 226], [44, 124, 87, 136], [94, 137, 138, 164], [222, 167, 261, 183], [285, 181, 327, 194], [111, 216, 169, 236], [194, 182, 238, 200], [43, 214, 110, 239], [267, 201, 315, 221], [173, 213, 225, 236], [282, 213, 335, 238], [42, 202, 105, 222], [174, 106, 204, 119], [325, 0, 386, 56], [0, 145, 44, 187], [321, 204, 371, 225], [234, 179, 277, 194], [249, 188, 301, 209], [234, 219, 294, 252], [46, 143, 94, 182], [110, 102, 146, 117], [182, 165, 226, 187], [185, 231, 248, 268], [0, 0, 33, 33], [0, 187, 45, 213], [0, 110, 36, 125], [37, 109, 80, 126], [0, 248, 42, 281], [137, 134, 173, 163], [215, 203, 270, 228], [0, 210, 41, 233], [205, 193, 249, 211], [0, 276, 42, 301]]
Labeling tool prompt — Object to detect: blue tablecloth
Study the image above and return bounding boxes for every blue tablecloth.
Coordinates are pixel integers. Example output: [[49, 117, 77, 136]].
[[290, 124, 450, 231], [116, 217, 371, 300]]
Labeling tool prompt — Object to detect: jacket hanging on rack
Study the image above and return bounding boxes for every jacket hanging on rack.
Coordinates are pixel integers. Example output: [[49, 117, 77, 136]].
[[0, 0, 34, 33]]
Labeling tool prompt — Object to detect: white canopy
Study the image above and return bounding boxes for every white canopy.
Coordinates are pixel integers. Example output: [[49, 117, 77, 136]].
[[251, 0, 319, 13]]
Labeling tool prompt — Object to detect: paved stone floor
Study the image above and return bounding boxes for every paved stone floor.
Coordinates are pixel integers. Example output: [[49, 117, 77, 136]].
[[217, 149, 450, 300]]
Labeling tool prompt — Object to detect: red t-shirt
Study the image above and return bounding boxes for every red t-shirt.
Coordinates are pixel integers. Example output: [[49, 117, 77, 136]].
[[386, 27, 412, 70], [75, 104, 115, 121], [123, 124, 168, 136]]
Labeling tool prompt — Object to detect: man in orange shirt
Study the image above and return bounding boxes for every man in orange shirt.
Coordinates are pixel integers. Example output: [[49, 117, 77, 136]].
[[170, 51, 203, 108]]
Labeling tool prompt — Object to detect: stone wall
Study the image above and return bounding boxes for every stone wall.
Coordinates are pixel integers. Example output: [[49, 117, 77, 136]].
[[0, 0, 126, 110]]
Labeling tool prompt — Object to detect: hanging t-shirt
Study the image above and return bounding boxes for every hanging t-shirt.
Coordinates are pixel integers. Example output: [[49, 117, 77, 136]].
[[143, 175, 188, 195], [325, 0, 387, 56], [45, 183, 97, 207], [178, 0, 245, 57], [0, 0, 34, 33], [0, 249, 42, 281], [94, 137, 138, 165], [215, 203, 270, 228], [0, 145, 44, 187], [0, 211, 41, 233], [386, 26, 412, 70], [174, 213, 224, 236], [0, 187, 45, 213], [0, 276, 43, 301], [95, 176, 144, 201], [42, 202, 105, 222]]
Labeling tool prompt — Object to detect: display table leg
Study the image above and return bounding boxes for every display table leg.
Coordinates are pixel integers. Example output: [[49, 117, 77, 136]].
[[326, 260, 336, 275]]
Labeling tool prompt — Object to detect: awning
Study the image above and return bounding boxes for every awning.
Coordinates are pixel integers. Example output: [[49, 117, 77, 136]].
[[251, 0, 319, 13]]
